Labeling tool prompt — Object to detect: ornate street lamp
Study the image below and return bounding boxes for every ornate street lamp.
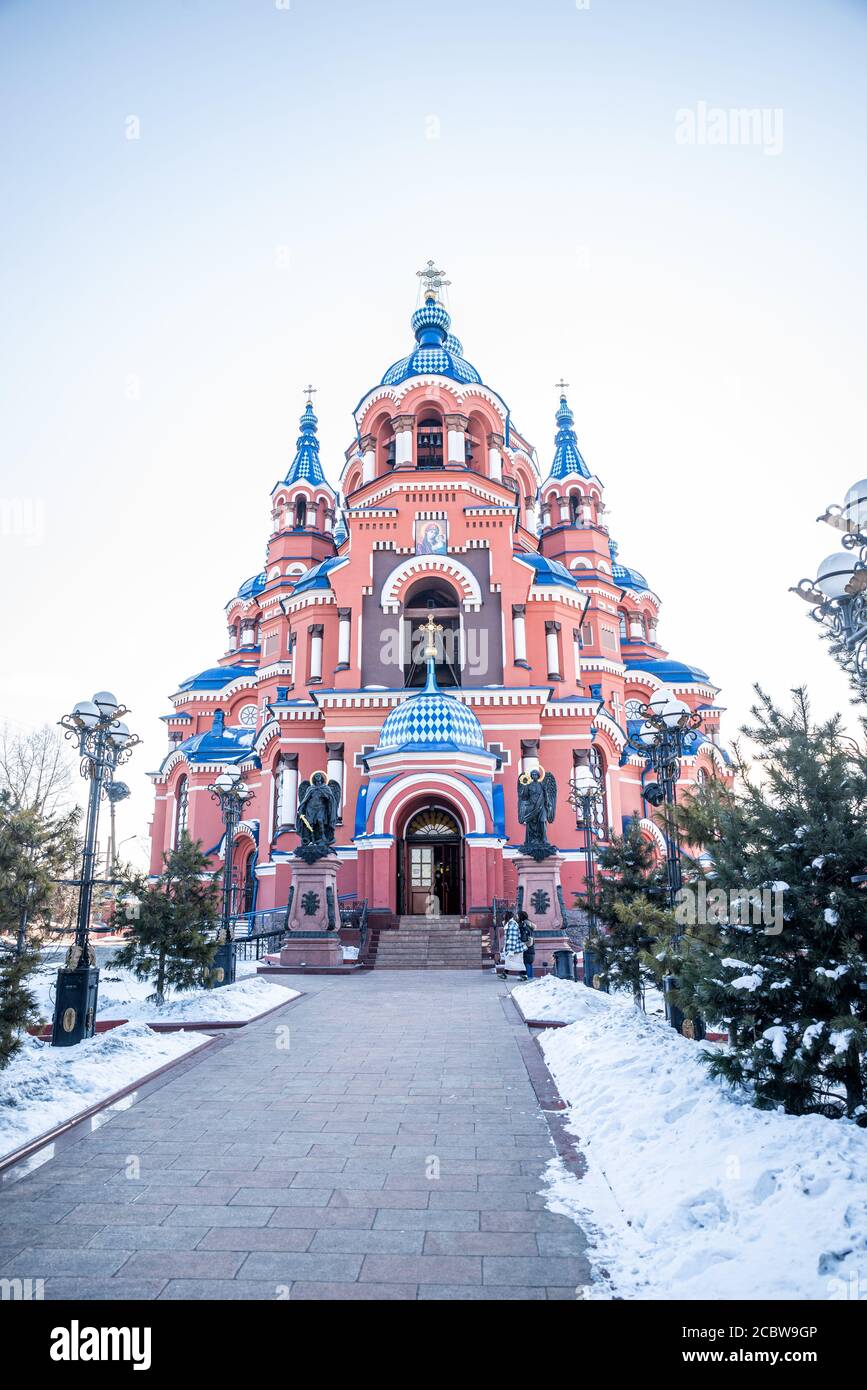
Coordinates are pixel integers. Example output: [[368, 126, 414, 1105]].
[[568, 759, 604, 987], [791, 478, 867, 686], [52, 691, 140, 1046], [633, 693, 702, 910], [207, 767, 253, 987]]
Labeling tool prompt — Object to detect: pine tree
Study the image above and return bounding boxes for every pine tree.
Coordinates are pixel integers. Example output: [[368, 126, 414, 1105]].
[[578, 821, 669, 1001], [672, 688, 867, 1119], [0, 790, 80, 956], [112, 836, 221, 1006], [0, 941, 40, 1069]]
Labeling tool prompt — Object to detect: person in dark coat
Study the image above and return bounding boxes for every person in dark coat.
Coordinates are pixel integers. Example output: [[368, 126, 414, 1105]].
[[518, 910, 536, 981]]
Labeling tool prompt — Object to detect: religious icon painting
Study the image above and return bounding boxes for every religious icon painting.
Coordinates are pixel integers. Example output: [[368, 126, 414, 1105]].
[[415, 517, 448, 555]]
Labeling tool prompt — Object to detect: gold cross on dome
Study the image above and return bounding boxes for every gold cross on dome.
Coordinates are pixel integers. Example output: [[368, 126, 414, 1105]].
[[420, 613, 443, 657], [554, 378, 570, 395]]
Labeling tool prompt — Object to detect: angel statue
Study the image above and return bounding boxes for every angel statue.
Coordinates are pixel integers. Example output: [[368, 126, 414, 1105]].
[[517, 766, 558, 861], [293, 770, 341, 862]]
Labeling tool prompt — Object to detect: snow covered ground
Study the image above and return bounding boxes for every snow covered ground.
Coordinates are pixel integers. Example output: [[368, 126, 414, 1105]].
[[28, 960, 298, 1024], [515, 976, 867, 1300], [0, 1023, 210, 1160]]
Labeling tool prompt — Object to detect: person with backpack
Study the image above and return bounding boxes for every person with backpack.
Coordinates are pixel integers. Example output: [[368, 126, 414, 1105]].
[[518, 910, 536, 980]]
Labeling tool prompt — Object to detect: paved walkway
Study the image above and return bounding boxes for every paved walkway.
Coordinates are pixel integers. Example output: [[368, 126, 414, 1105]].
[[0, 971, 591, 1300]]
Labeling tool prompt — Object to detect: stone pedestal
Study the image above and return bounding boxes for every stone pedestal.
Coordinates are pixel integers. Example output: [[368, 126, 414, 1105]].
[[279, 854, 343, 968], [514, 853, 571, 974]]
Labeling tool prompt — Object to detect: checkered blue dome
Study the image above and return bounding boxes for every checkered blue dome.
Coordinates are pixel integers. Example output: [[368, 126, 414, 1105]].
[[380, 293, 482, 388], [377, 659, 485, 752]]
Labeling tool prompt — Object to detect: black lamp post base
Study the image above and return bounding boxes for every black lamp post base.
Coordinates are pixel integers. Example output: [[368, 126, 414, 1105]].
[[51, 966, 100, 1046], [206, 939, 236, 988]]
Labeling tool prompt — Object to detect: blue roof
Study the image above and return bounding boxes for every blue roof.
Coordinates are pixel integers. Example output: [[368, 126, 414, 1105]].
[[288, 555, 346, 595], [176, 666, 254, 693], [624, 658, 712, 685], [174, 713, 257, 765], [547, 393, 591, 482], [514, 552, 579, 589], [235, 572, 267, 601], [374, 658, 487, 754], [610, 541, 650, 593], [276, 401, 329, 489], [379, 296, 483, 389]]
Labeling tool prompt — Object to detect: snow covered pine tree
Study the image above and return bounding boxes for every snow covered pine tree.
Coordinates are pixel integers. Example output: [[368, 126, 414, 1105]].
[[674, 687, 867, 1119]]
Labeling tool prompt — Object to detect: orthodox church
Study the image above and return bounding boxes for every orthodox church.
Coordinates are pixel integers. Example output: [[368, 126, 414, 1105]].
[[148, 264, 728, 936]]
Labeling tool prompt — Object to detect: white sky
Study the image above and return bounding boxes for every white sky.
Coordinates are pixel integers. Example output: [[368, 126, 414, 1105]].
[[2, 0, 865, 863]]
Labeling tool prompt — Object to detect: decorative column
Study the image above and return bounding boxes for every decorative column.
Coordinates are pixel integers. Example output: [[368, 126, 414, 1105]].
[[525, 495, 539, 533], [360, 433, 376, 484], [277, 752, 299, 826], [541, 500, 552, 530], [445, 413, 468, 466], [559, 497, 571, 524], [393, 414, 414, 467], [572, 626, 582, 681], [545, 620, 562, 679], [629, 616, 644, 640], [308, 624, 324, 683], [326, 742, 344, 821], [520, 738, 541, 776], [337, 608, 352, 669], [487, 432, 504, 482], [512, 604, 529, 666]]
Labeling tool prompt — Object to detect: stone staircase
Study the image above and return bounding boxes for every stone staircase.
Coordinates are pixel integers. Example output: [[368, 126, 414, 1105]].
[[374, 916, 483, 970]]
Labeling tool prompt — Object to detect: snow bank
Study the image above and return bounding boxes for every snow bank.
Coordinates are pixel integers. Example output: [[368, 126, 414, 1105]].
[[0, 1023, 209, 1160], [30, 965, 297, 1024], [531, 981, 867, 1300], [513, 974, 594, 1023]]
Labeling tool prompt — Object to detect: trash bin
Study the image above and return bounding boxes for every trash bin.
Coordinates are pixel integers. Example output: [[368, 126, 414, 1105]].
[[582, 945, 608, 991], [52, 966, 100, 1046], [553, 949, 573, 980]]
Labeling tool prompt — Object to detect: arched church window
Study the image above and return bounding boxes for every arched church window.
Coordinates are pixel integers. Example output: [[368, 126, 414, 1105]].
[[618, 612, 628, 640], [294, 497, 307, 528], [588, 747, 608, 838], [569, 492, 581, 526], [403, 582, 461, 688], [417, 417, 444, 469], [174, 775, 189, 848]]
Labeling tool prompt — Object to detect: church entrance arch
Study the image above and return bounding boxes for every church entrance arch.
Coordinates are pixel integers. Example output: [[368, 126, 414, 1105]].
[[398, 802, 464, 916]]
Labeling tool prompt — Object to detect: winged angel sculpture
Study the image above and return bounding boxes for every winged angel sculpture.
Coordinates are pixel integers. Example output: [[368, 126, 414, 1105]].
[[517, 767, 558, 860], [294, 770, 342, 862]]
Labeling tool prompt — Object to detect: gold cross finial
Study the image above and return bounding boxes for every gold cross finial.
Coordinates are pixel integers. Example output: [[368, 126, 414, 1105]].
[[420, 612, 444, 658], [554, 378, 569, 395]]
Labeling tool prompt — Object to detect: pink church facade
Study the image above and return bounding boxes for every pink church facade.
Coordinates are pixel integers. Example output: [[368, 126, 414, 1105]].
[[148, 269, 729, 935]]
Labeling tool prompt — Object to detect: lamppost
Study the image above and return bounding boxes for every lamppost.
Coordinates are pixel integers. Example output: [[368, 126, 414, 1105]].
[[633, 691, 702, 911], [207, 767, 253, 987], [568, 759, 604, 987], [791, 477, 867, 687], [52, 691, 140, 1046]]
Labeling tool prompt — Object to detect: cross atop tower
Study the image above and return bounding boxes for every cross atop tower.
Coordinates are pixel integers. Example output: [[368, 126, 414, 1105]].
[[420, 613, 443, 657], [554, 378, 570, 395], [416, 259, 450, 302], [302, 384, 317, 405]]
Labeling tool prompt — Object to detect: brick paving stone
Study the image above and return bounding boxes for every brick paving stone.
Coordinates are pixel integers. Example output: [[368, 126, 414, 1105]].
[[0, 972, 592, 1300]]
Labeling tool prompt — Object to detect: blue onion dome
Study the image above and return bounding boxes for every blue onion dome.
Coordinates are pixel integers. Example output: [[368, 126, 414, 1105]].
[[381, 290, 483, 389], [377, 658, 485, 753], [277, 398, 328, 488], [610, 540, 650, 592], [547, 389, 591, 481], [411, 298, 451, 342]]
